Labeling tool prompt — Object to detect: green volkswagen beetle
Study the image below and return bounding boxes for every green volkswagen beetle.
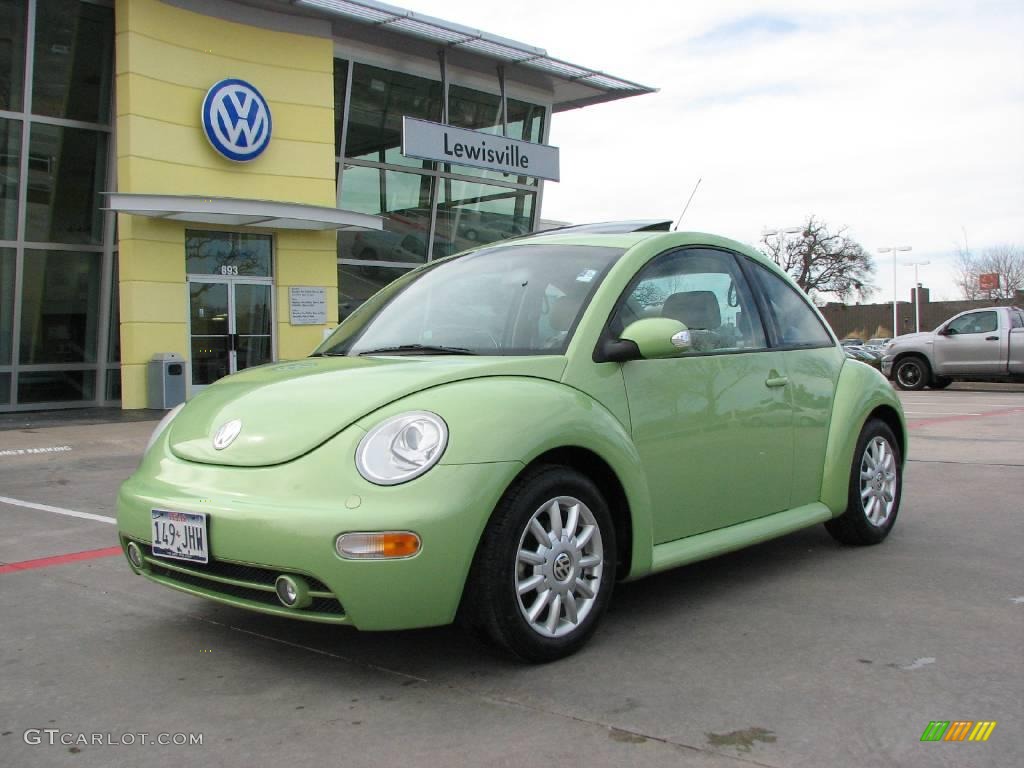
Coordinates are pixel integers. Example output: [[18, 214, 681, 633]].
[[118, 231, 906, 662]]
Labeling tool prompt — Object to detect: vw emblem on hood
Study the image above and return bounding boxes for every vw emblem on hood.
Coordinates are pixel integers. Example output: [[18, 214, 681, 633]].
[[201, 78, 272, 162], [213, 419, 243, 450]]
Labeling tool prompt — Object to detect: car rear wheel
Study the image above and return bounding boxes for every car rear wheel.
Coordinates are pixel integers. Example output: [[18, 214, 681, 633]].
[[825, 419, 902, 545], [462, 465, 616, 662], [893, 356, 929, 390]]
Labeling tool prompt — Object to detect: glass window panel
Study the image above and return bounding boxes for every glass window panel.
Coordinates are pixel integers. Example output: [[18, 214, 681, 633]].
[[344, 64, 441, 168], [610, 248, 767, 353], [189, 282, 228, 337], [236, 336, 271, 372], [0, 0, 26, 111], [32, 0, 114, 124], [190, 337, 229, 386], [104, 368, 120, 401], [445, 86, 542, 185], [435, 179, 534, 253], [338, 168, 435, 264], [0, 372, 10, 404], [25, 124, 107, 244], [750, 262, 833, 347], [333, 58, 349, 157], [185, 230, 273, 277], [234, 283, 272, 336], [17, 369, 95, 403], [338, 263, 410, 321], [108, 252, 119, 362], [1, 247, 14, 364], [20, 249, 100, 363], [0, 118, 21, 240], [947, 310, 998, 334]]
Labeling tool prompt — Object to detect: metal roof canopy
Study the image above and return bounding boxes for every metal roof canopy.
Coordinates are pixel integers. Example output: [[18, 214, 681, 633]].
[[104, 193, 383, 231], [292, 0, 656, 111]]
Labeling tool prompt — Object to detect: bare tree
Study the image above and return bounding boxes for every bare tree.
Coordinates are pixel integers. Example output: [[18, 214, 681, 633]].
[[953, 244, 1024, 300], [760, 216, 875, 303]]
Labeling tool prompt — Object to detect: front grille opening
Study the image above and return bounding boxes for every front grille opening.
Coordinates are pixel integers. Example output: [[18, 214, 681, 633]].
[[133, 541, 344, 616]]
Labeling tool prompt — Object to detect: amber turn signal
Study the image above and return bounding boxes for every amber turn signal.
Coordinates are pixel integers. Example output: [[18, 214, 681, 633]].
[[335, 531, 421, 560]]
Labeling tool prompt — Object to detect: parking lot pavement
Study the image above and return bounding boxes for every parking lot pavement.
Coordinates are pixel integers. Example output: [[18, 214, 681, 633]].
[[2, 389, 1022, 768]]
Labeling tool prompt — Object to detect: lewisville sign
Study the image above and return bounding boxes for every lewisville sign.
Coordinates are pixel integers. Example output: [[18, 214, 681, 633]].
[[401, 117, 560, 181]]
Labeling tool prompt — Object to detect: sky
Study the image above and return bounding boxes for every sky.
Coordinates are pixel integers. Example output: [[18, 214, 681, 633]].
[[404, 0, 1023, 302]]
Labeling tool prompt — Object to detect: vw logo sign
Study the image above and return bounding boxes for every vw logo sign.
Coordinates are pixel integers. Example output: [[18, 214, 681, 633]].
[[201, 79, 272, 162], [213, 419, 243, 450]]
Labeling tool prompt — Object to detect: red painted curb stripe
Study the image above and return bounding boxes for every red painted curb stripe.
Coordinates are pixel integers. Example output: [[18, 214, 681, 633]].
[[0, 546, 123, 574], [908, 405, 1024, 429]]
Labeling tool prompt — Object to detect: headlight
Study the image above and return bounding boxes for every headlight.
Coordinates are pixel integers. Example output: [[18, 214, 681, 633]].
[[144, 402, 185, 454], [356, 411, 448, 486]]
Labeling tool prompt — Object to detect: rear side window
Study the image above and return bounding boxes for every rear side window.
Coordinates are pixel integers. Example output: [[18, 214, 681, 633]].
[[748, 262, 833, 347], [1010, 310, 1023, 329]]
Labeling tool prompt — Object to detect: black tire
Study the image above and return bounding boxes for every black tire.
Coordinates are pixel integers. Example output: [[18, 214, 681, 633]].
[[893, 356, 929, 391], [930, 376, 953, 390], [825, 419, 902, 545], [462, 465, 616, 663]]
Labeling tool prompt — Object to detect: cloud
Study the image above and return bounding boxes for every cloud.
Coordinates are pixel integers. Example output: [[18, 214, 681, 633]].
[[688, 13, 801, 49]]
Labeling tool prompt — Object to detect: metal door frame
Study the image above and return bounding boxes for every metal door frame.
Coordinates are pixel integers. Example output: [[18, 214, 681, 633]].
[[186, 275, 276, 394]]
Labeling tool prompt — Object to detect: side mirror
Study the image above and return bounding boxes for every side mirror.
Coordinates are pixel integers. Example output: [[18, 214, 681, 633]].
[[620, 318, 691, 359]]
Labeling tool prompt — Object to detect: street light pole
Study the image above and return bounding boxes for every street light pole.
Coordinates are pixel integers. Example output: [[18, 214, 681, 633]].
[[878, 245, 912, 336], [905, 259, 930, 333]]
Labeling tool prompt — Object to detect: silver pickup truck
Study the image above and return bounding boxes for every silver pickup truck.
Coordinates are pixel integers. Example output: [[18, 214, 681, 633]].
[[881, 305, 1024, 390]]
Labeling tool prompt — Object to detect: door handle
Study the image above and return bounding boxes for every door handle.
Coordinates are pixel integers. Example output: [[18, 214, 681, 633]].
[[765, 375, 789, 388], [985, 336, 999, 341]]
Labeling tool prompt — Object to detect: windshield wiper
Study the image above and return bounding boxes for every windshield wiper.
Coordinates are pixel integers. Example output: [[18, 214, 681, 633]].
[[357, 344, 477, 356]]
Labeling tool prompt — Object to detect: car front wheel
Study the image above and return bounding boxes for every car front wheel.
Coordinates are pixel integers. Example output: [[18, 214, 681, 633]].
[[893, 356, 929, 390], [825, 419, 902, 545], [463, 465, 616, 662]]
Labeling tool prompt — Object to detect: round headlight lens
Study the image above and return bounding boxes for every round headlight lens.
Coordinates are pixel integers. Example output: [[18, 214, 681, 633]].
[[356, 411, 448, 486], [144, 402, 185, 454]]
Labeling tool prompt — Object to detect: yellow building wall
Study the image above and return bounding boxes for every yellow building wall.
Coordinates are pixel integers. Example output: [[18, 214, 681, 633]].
[[116, 0, 337, 407]]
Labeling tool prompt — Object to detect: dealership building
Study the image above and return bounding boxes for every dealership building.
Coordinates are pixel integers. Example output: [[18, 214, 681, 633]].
[[0, 0, 652, 411]]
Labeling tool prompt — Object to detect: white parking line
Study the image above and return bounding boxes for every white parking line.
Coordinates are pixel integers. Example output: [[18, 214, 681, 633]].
[[903, 411, 982, 416], [0, 495, 115, 525]]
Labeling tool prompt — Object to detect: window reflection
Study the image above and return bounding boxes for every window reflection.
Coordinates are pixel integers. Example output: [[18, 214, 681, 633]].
[[1, 248, 13, 365], [26, 124, 107, 244], [32, 0, 114, 124], [338, 264, 410, 321], [0, 1, 26, 111], [19, 250, 100, 364], [185, 231, 273, 277], [338, 168, 437, 264], [436, 179, 534, 254], [345, 64, 441, 168], [18, 369, 95, 404], [0, 118, 21, 240]]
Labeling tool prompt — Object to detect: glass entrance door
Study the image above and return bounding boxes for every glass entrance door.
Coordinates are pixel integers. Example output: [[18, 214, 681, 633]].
[[189, 280, 273, 390]]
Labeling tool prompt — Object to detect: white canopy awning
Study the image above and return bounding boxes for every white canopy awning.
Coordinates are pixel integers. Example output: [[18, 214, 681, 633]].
[[104, 193, 383, 231]]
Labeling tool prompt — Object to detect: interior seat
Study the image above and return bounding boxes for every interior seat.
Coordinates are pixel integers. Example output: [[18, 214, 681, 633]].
[[661, 290, 722, 330]]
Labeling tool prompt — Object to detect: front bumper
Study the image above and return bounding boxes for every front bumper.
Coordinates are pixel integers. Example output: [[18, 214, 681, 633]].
[[881, 356, 894, 377], [117, 426, 522, 630]]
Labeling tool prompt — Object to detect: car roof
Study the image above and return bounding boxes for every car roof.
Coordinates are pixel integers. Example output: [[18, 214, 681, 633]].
[[505, 230, 772, 264]]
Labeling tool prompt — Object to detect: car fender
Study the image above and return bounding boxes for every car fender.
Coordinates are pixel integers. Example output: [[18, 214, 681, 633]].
[[820, 361, 907, 516], [355, 376, 655, 578]]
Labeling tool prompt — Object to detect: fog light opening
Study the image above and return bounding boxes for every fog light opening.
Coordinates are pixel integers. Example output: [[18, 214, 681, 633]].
[[274, 575, 311, 609], [336, 532, 421, 560], [126, 541, 145, 570]]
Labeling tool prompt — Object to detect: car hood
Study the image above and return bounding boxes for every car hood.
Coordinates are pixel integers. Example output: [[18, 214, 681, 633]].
[[886, 332, 933, 350], [167, 355, 567, 467]]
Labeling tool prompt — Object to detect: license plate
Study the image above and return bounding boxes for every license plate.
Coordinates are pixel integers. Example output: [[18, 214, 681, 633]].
[[151, 509, 208, 564]]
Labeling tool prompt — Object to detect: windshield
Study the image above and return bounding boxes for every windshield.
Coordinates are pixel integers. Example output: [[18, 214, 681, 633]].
[[316, 244, 624, 357]]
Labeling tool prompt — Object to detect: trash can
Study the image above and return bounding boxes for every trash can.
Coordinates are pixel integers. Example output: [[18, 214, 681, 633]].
[[147, 352, 186, 409]]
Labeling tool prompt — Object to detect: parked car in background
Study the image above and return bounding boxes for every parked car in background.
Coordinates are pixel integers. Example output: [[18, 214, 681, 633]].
[[865, 337, 892, 352], [882, 306, 1024, 390], [118, 231, 906, 662], [845, 346, 882, 370], [840, 337, 865, 348]]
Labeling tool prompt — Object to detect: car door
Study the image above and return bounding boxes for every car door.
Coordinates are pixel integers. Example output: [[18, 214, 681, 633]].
[[746, 260, 844, 508], [611, 247, 794, 544], [933, 310, 1004, 375]]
